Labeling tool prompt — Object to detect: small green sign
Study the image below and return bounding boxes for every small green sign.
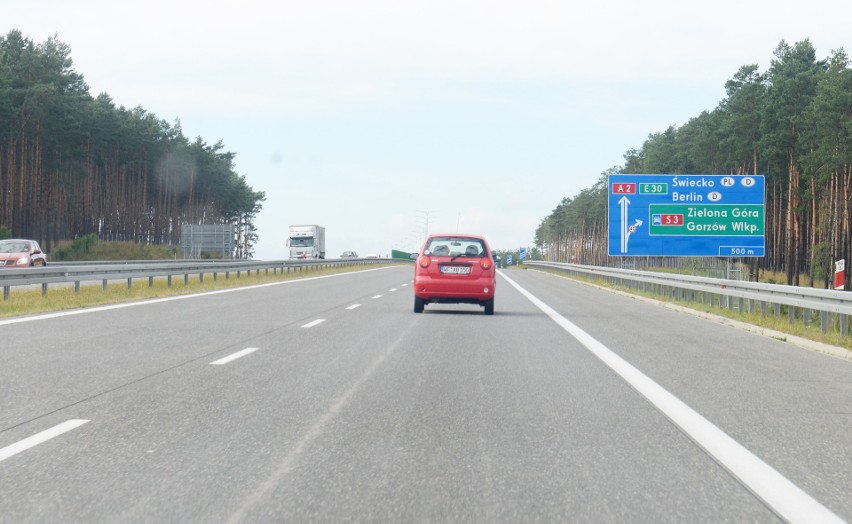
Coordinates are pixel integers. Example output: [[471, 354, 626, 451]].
[[649, 204, 763, 236], [639, 183, 668, 195]]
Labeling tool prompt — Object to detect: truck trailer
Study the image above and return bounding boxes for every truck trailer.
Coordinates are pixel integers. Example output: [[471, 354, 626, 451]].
[[287, 225, 326, 259]]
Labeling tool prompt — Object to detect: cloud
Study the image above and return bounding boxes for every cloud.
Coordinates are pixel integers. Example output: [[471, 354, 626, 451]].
[[26, 0, 849, 120]]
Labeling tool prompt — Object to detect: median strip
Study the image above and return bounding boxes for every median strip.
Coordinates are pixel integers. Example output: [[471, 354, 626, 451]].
[[0, 265, 403, 325]]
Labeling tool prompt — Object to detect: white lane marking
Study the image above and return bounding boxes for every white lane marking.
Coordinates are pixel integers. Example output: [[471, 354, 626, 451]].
[[389, 288, 398, 292], [301, 319, 326, 328], [401, 283, 409, 287], [346, 304, 361, 310], [499, 272, 843, 524], [372, 295, 383, 299], [0, 265, 403, 326], [211, 347, 260, 365], [0, 419, 90, 463]]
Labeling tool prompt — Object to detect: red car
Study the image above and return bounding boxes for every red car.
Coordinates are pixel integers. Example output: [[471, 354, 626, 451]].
[[412, 234, 496, 315], [0, 239, 48, 267]]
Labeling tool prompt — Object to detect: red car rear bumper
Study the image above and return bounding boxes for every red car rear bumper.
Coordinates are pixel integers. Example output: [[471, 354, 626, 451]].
[[413, 275, 495, 301]]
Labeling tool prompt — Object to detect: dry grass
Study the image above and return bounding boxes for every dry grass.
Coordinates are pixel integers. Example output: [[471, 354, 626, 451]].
[[675, 297, 852, 350]]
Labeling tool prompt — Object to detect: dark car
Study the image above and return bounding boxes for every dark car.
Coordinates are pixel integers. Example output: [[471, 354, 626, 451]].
[[0, 239, 48, 267], [411, 233, 496, 315]]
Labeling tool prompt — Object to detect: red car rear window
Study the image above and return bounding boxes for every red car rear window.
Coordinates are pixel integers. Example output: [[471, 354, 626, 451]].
[[426, 237, 485, 258]]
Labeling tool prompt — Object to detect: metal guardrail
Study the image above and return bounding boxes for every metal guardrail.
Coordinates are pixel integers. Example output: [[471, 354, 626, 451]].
[[0, 258, 407, 300], [525, 261, 852, 338]]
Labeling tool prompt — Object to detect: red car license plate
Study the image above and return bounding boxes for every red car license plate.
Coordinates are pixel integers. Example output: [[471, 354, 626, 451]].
[[441, 265, 471, 275]]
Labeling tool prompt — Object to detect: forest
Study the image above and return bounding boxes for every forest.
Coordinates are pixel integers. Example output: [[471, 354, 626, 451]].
[[0, 30, 265, 258], [535, 39, 852, 287]]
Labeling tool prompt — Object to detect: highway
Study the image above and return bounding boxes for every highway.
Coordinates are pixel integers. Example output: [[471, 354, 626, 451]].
[[1, 265, 850, 522]]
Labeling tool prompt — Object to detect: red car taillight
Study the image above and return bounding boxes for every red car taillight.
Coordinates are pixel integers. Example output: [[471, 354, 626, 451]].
[[419, 256, 431, 268], [479, 258, 492, 270]]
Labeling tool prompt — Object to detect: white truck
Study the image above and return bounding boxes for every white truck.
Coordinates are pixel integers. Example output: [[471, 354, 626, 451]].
[[287, 225, 326, 259]]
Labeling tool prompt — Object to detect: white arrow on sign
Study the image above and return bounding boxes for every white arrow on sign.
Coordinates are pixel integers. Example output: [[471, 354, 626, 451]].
[[626, 219, 643, 247], [619, 196, 630, 253]]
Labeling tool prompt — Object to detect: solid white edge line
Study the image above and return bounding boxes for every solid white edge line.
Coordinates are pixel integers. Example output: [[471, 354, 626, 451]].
[[210, 347, 261, 365], [0, 419, 90, 463], [499, 272, 843, 524], [0, 265, 402, 326], [346, 304, 362, 310], [301, 319, 326, 328]]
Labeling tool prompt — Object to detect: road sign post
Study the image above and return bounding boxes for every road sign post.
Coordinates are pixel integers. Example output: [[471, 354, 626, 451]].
[[835, 259, 845, 290], [608, 175, 765, 257]]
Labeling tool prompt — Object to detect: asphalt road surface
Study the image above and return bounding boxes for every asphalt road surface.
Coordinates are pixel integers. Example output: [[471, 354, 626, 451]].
[[1, 266, 850, 522]]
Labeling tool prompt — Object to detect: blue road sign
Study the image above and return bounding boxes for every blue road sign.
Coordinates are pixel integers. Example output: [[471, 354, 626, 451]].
[[519, 247, 527, 261], [608, 174, 765, 257]]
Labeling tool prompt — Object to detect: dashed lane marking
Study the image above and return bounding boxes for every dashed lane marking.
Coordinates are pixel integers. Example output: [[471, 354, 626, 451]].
[[211, 347, 261, 365], [0, 420, 90, 463]]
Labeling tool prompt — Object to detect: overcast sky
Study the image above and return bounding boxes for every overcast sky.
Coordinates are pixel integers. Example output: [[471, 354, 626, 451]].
[[6, 1, 849, 258]]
